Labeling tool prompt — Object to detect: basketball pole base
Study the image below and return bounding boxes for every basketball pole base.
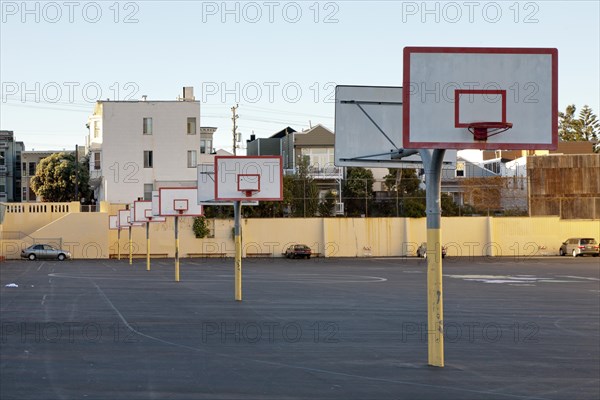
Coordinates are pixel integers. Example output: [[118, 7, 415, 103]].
[[128, 226, 133, 265], [146, 223, 151, 272], [420, 149, 446, 368]]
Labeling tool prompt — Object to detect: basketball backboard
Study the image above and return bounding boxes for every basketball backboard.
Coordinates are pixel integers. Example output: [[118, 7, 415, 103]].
[[403, 47, 558, 150], [109, 215, 119, 230], [158, 187, 203, 216], [133, 200, 166, 223], [197, 163, 258, 205], [215, 156, 283, 201], [334, 85, 456, 168], [118, 209, 142, 228]]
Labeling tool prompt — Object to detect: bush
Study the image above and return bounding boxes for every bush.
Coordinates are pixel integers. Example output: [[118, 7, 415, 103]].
[[192, 216, 211, 238]]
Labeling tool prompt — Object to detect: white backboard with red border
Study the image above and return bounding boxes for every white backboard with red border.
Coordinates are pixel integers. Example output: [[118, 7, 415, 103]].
[[158, 187, 203, 216], [133, 200, 166, 223], [403, 47, 558, 150], [214, 156, 283, 201], [118, 209, 143, 228], [197, 163, 259, 205], [109, 215, 119, 230]]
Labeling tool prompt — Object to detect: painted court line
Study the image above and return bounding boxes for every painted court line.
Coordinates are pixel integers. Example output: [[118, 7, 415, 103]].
[[90, 280, 549, 400], [48, 273, 387, 284]]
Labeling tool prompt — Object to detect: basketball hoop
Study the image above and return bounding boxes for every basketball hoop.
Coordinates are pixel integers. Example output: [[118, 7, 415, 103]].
[[468, 122, 513, 141], [244, 190, 257, 198]]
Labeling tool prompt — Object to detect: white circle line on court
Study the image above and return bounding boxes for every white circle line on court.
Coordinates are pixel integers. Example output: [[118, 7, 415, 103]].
[[47, 273, 387, 284]]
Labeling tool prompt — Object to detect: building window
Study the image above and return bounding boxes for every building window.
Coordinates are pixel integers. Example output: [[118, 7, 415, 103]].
[[144, 184, 153, 201], [22, 162, 26, 175], [29, 162, 36, 176], [0, 185, 5, 193], [94, 121, 100, 138], [22, 187, 28, 201], [143, 118, 153, 135], [0, 152, 4, 166], [94, 153, 101, 170], [456, 161, 465, 177], [200, 140, 212, 154], [187, 150, 197, 168], [187, 118, 196, 135], [144, 151, 153, 168]]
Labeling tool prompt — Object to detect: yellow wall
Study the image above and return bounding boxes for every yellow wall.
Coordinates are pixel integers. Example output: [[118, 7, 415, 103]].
[[1, 212, 108, 259], [2, 202, 78, 236], [1, 203, 599, 260]]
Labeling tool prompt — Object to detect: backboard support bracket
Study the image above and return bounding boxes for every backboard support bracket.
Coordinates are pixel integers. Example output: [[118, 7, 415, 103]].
[[341, 100, 402, 150]]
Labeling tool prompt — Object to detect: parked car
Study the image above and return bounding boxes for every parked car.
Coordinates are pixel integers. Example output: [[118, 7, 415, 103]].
[[416, 242, 447, 259], [21, 244, 71, 261], [559, 238, 599, 257], [284, 244, 312, 259]]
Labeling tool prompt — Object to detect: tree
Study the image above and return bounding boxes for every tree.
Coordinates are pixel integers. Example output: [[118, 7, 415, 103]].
[[384, 168, 421, 195], [30, 152, 91, 202], [318, 190, 337, 217], [286, 157, 320, 217], [579, 105, 600, 145], [382, 168, 427, 217], [559, 104, 600, 151], [343, 167, 374, 216], [441, 193, 459, 216]]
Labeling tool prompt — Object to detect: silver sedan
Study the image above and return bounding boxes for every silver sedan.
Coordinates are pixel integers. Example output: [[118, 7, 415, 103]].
[[21, 244, 71, 261]]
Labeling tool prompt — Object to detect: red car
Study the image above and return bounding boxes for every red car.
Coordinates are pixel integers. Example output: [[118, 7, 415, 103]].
[[284, 244, 312, 259]]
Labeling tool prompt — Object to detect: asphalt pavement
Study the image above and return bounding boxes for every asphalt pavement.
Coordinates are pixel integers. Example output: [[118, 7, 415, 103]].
[[1, 256, 599, 399]]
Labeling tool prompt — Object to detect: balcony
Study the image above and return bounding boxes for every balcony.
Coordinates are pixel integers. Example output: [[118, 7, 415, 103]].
[[284, 165, 343, 180], [89, 169, 102, 186]]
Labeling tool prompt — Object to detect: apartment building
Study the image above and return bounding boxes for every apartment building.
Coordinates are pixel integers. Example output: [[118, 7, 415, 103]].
[[86, 87, 210, 203], [0, 131, 25, 202]]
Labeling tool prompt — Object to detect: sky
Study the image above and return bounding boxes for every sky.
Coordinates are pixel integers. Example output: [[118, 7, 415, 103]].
[[1, 0, 599, 159]]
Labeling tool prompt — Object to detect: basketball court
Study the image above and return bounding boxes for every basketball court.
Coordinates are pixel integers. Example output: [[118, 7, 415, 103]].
[[1, 257, 598, 399]]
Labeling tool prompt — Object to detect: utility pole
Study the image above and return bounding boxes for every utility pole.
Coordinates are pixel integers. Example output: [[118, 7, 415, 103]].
[[231, 104, 239, 155], [74, 144, 79, 201]]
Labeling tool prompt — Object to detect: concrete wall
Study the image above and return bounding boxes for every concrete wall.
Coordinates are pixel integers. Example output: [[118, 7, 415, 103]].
[[2, 203, 599, 259], [2, 202, 78, 236]]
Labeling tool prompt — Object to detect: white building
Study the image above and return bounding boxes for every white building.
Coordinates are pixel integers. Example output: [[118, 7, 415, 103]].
[[86, 87, 215, 203]]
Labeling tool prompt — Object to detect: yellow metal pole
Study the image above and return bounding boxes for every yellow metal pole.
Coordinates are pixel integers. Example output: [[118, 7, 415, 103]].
[[146, 222, 151, 271], [421, 149, 446, 367], [128, 226, 132, 265], [427, 228, 444, 367], [235, 234, 242, 301], [234, 201, 242, 301], [175, 216, 180, 282]]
